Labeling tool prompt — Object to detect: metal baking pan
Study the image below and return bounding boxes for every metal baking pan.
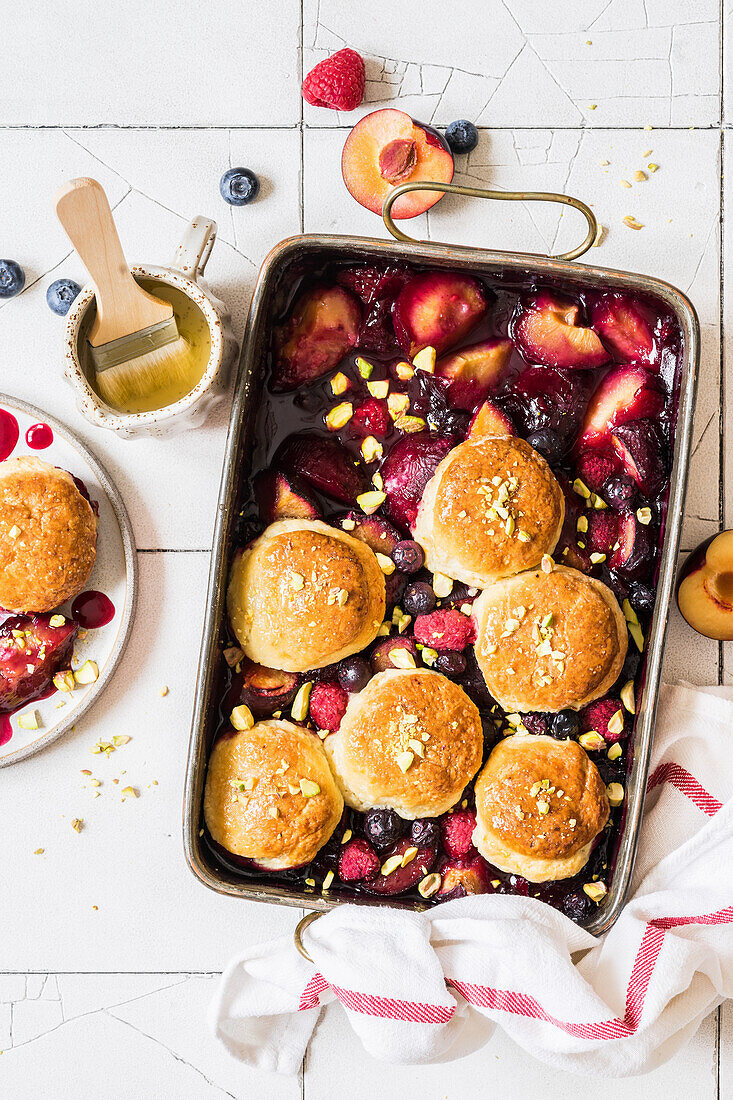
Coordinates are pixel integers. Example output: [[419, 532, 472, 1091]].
[[183, 183, 699, 937]]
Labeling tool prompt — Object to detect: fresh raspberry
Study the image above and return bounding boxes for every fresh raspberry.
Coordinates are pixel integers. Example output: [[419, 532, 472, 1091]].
[[579, 698, 627, 742], [337, 265, 407, 306], [309, 681, 348, 731], [522, 713, 549, 736], [302, 48, 365, 112], [414, 609, 474, 651], [338, 837, 380, 882], [576, 451, 616, 492], [441, 810, 477, 859], [586, 510, 619, 556], [351, 398, 391, 438]]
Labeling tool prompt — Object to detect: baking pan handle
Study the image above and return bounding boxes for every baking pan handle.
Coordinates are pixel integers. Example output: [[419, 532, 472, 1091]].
[[382, 181, 598, 262], [294, 910, 323, 962]]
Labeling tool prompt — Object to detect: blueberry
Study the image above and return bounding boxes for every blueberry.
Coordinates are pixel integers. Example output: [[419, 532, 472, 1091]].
[[435, 651, 466, 677], [604, 476, 636, 508], [410, 818, 439, 847], [337, 655, 371, 693], [46, 278, 81, 316], [445, 120, 479, 155], [220, 167, 260, 206], [561, 891, 593, 922], [526, 428, 564, 464], [0, 259, 25, 299], [403, 581, 436, 616], [551, 710, 579, 739], [363, 808, 403, 851], [438, 409, 470, 437], [628, 581, 656, 615], [393, 540, 425, 574]]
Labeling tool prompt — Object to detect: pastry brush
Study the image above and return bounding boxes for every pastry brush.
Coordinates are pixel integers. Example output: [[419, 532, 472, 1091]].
[[54, 177, 195, 411]]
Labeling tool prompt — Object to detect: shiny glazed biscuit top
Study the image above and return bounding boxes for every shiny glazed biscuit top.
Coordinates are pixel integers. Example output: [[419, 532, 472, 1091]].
[[474, 734, 610, 861], [473, 565, 627, 713], [0, 457, 97, 614]]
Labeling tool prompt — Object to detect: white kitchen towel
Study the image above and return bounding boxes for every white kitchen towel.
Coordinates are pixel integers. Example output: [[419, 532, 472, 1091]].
[[211, 683, 733, 1076]]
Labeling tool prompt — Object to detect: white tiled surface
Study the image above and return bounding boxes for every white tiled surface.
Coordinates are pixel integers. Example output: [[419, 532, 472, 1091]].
[[0, 2, 729, 1097]]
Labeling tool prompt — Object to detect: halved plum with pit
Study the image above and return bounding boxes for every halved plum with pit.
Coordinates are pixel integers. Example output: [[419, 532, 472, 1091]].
[[392, 271, 489, 357], [0, 613, 78, 712], [588, 292, 657, 367], [579, 366, 665, 451], [381, 431, 456, 529], [341, 109, 454, 220], [272, 284, 361, 392], [436, 337, 513, 410], [253, 468, 321, 525], [609, 511, 654, 580], [511, 292, 609, 369], [611, 420, 667, 499], [239, 659, 299, 716], [276, 433, 368, 504], [436, 854, 492, 898], [361, 835, 437, 895]]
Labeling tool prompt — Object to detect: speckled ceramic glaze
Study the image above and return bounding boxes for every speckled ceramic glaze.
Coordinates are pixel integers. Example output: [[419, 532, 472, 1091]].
[[63, 218, 238, 439]]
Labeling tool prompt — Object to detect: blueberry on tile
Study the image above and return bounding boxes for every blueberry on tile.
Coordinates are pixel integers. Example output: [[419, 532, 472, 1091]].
[[46, 278, 82, 316], [220, 167, 260, 206], [445, 120, 479, 155], [0, 260, 25, 299]]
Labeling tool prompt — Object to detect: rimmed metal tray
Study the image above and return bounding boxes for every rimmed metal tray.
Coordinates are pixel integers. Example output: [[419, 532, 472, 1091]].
[[183, 198, 699, 937]]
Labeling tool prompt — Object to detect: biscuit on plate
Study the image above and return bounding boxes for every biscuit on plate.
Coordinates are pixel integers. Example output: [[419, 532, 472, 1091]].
[[204, 719, 343, 870], [0, 457, 97, 613], [227, 518, 386, 673], [473, 732, 610, 882]]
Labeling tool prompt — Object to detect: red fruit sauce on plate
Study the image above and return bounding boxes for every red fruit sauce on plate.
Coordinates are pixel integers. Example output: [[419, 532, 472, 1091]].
[[25, 422, 53, 449], [0, 410, 19, 460]]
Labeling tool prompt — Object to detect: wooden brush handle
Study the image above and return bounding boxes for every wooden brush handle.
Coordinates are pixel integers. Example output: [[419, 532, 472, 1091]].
[[54, 177, 173, 347]]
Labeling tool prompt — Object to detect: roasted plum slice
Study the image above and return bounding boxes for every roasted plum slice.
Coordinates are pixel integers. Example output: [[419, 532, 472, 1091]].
[[370, 636, 418, 673], [467, 399, 514, 440], [361, 836, 437, 895], [437, 854, 493, 898], [611, 420, 667, 499], [275, 433, 368, 504], [0, 613, 78, 712], [272, 284, 361, 392], [341, 109, 454, 219], [511, 292, 609, 369], [609, 511, 654, 580], [253, 468, 320, 524], [436, 338, 513, 410], [336, 511, 401, 554], [381, 431, 456, 529], [579, 366, 665, 451], [337, 264, 409, 353], [588, 292, 657, 367], [392, 271, 489, 357], [510, 365, 592, 453], [239, 659, 299, 716]]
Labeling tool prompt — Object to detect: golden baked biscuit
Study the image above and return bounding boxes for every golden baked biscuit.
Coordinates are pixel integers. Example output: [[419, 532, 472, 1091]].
[[472, 564, 627, 713], [227, 518, 386, 673], [0, 457, 97, 613], [204, 719, 343, 870], [473, 733, 610, 881], [413, 436, 564, 588], [325, 668, 483, 819]]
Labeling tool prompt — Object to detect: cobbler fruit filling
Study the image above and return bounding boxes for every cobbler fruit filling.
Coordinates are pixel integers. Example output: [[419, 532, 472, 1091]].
[[211, 260, 682, 923]]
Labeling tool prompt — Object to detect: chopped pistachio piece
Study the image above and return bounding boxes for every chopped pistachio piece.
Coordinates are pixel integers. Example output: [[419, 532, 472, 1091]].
[[607, 708, 624, 735], [541, 554, 554, 574], [387, 392, 410, 419], [381, 854, 404, 876], [417, 872, 442, 898], [356, 490, 386, 514], [341, 829, 353, 845], [7, 524, 21, 539], [230, 704, 254, 731], [395, 361, 414, 381], [53, 670, 75, 693], [299, 778, 320, 798], [367, 379, 389, 399], [291, 681, 313, 722], [620, 680, 636, 714], [223, 646, 244, 668], [360, 435, 383, 463], [356, 357, 374, 380], [583, 880, 608, 902], [412, 346, 436, 373], [395, 749, 415, 772], [637, 506, 652, 525], [576, 515, 589, 534], [49, 614, 66, 628], [330, 371, 350, 395], [322, 870, 334, 891], [572, 477, 591, 499], [71, 817, 83, 833], [590, 552, 606, 564], [390, 647, 416, 670], [622, 215, 644, 230], [74, 660, 99, 685], [606, 782, 625, 807], [395, 414, 426, 433], [629, 622, 645, 651], [421, 646, 438, 667], [121, 786, 139, 799], [325, 401, 353, 430], [18, 709, 40, 730], [432, 572, 453, 598], [375, 552, 395, 575], [622, 598, 639, 625], [401, 845, 419, 867], [112, 735, 131, 746], [579, 730, 606, 752], [607, 743, 623, 761]]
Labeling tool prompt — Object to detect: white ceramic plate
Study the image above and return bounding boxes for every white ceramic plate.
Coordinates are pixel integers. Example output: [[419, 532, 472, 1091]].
[[0, 394, 136, 766]]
